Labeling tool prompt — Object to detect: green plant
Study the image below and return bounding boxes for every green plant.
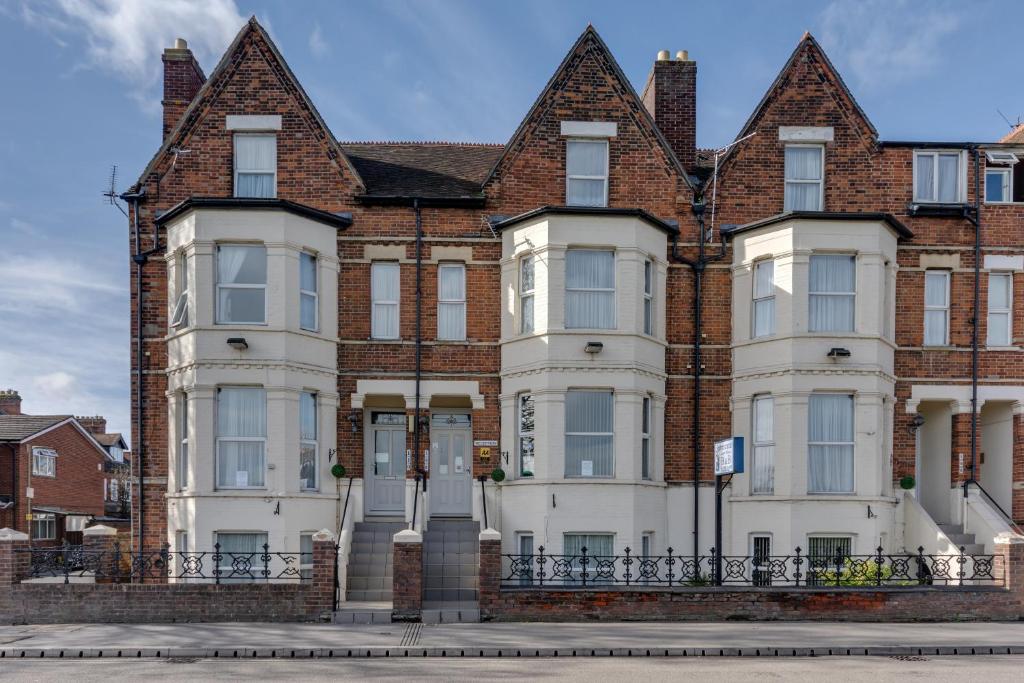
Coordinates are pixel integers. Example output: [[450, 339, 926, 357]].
[[490, 467, 506, 483], [331, 463, 346, 479], [899, 475, 916, 490]]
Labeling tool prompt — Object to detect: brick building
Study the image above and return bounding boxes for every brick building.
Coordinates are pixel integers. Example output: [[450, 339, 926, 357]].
[[0, 391, 118, 546], [126, 18, 1023, 603]]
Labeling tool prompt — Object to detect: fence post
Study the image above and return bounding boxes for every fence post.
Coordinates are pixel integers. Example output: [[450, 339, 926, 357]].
[[392, 529, 423, 622], [311, 529, 336, 619], [83, 524, 118, 584], [0, 528, 30, 586], [478, 528, 501, 621]]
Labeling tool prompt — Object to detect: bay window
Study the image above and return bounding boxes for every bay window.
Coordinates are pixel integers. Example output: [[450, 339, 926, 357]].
[[752, 259, 775, 337], [643, 259, 654, 335], [809, 254, 855, 332], [566, 139, 608, 207], [807, 394, 854, 494], [641, 396, 651, 480], [520, 255, 535, 334], [371, 262, 400, 339], [751, 395, 774, 494], [216, 245, 267, 324], [178, 393, 189, 490], [170, 251, 190, 329], [518, 393, 535, 478], [565, 249, 615, 329], [300, 252, 318, 331], [565, 390, 613, 477], [234, 134, 276, 198], [784, 145, 824, 211], [437, 263, 466, 341], [299, 391, 317, 491], [216, 387, 266, 489]]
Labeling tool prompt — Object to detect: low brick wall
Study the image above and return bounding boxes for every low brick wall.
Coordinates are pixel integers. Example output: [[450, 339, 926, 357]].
[[392, 530, 423, 622]]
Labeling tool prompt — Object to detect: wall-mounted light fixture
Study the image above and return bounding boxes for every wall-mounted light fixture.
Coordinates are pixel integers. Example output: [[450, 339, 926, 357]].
[[347, 411, 361, 434], [227, 337, 249, 351], [826, 347, 850, 359], [908, 413, 926, 435], [584, 341, 604, 354]]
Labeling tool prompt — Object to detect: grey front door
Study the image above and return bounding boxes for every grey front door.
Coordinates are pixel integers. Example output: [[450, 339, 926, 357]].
[[429, 413, 472, 517], [366, 412, 406, 515]]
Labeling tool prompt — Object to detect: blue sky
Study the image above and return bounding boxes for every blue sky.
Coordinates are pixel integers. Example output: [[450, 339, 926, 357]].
[[1, 0, 1022, 440]]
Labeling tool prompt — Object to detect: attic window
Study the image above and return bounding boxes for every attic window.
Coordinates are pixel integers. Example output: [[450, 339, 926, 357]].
[[566, 139, 608, 207], [234, 134, 277, 198]]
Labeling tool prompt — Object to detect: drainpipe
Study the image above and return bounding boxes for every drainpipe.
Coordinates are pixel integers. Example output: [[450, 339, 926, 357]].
[[413, 198, 426, 527], [965, 147, 982, 496]]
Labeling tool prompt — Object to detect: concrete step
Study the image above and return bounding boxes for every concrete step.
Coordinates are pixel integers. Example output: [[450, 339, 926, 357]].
[[347, 564, 393, 579], [346, 589, 393, 602], [421, 607, 480, 624], [944, 534, 977, 547], [424, 588, 478, 603], [961, 543, 986, 555], [346, 575, 390, 591], [333, 607, 393, 624], [424, 575, 478, 590]]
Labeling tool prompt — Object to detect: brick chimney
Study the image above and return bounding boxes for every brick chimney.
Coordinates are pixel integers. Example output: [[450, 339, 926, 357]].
[[642, 50, 697, 171], [0, 389, 21, 415], [162, 38, 206, 141], [76, 416, 107, 435]]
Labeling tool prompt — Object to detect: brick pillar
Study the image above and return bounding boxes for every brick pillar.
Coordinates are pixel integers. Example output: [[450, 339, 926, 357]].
[[83, 524, 120, 583], [1013, 405, 1024, 524], [392, 529, 422, 621], [995, 536, 1024, 612], [478, 528, 501, 621], [0, 528, 30, 585]]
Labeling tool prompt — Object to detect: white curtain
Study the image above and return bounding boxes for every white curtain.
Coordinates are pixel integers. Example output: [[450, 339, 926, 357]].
[[235, 135, 276, 198], [566, 140, 607, 207], [437, 264, 466, 340], [752, 396, 774, 494], [808, 394, 854, 493], [809, 255, 855, 332], [520, 256, 535, 334], [753, 260, 775, 337], [563, 534, 613, 558], [988, 273, 1012, 345], [924, 272, 948, 345], [915, 154, 935, 200], [565, 391, 613, 477], [300, 253, 317, 330], [784, 146, 822, 211], [216, 532, 268, 580], [566, 250, 615, 329], [372, 262, 400, 338], [300, 392, 316, 441], [217, 388, 266, 488], [937, 154, 959, 202], [217, 246, 266, 323]]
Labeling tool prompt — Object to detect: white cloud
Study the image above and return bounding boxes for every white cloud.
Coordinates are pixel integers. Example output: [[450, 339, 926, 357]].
[[18, 0, 245, 110], [309, 22, 329, 58], [818, 0, 961, 89]]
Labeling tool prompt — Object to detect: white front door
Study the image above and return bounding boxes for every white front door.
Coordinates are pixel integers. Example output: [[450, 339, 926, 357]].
[[366, 412, 406, 516], [429, 413, 472, 517]]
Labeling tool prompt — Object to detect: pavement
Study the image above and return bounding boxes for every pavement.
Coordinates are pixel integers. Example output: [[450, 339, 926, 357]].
[[1, 621, 1024, 658]]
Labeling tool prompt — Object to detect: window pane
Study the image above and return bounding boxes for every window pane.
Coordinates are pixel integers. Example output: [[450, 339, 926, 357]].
[[565, 391, 613, 477], [989, 273, 1011, 308], [567, 140, 607, 176], [924, 310, 948, 345], [937, 154, 959, 202], [567, 178, 606, 206], [218, 288, 266, 324], [808, 537, 851, 561], [566, 250, 614, 329], [753, 299, 775, 337], [520, 256, 535, 292], [372, 262, 400, 338], [988, 312, 1010, 346], [300, 392, 316, 440], [565, 434, 613, 476], [519, 394, 535, 477], [915, 155, 935, 201], [219, 246, 266, 285], [438, 302, 466, 340], [373, 304, 399, 339], [372, 262, 399, 300], [300, 444, 316, 490], [924, 272, 948, 306], [785, 146, 822, 180], [808, 394, 853, 442], [300, 253, 317, 292], [566, 391, 613, 432], [810, 255, 854, 293], [567, 250, 614, 289], [986, 171, 1009, 202], [300, 292, 317, 330], [808, 394, 854, 493], [235, 173, 275, 198], [785, 182, 821, 211], [216, 441, 265, 487], [438, 264, 465, 300], [520, 295, 534, 334], [809, 255, 855, 332], [218, 388, 267, 437], [754, 261, 774, 298], [564, 534, 613, 557], [235, 135, 276, 171], [752, 445, 775, 494], [754, 396, 773, 442]]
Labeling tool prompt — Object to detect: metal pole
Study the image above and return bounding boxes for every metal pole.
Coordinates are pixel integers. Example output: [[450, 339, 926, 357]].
[[714, 474, 722, 586]]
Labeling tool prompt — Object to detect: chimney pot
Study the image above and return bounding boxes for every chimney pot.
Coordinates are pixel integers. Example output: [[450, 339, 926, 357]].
[[174, 38, 188, 50], [676, 50, 689, 61], [656, 50, 670, 61], [642, 54, 698, 170]]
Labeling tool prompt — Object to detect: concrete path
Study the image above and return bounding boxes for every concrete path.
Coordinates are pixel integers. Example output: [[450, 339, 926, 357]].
[[1, 621, 1023, 658]]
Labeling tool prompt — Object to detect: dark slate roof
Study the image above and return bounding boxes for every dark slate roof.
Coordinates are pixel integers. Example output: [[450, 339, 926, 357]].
[[339, 142, 502, 199], [0, 415, 70, 442]]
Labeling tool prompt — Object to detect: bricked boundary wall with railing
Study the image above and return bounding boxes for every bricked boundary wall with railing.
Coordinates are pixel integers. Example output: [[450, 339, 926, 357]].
[[0, 527, 336, 624], [478, 533, 1024, 622]]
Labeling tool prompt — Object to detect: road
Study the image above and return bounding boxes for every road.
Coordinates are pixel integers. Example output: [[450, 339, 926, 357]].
[[1, 655, 1022, 681]]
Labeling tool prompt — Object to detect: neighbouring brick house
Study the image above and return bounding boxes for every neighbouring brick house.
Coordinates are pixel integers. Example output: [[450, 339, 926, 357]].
[[125, 17, 1023, 609], [0, 391, 119, 546]]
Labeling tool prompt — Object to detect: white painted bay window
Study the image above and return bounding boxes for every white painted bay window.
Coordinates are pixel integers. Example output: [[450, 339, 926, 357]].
[[437, 263, 466, 340], [299, 392, 318, 491], [565, 390, 613, 478], [809, 254, 855, 332], [170, 251, 190, 328], [566, 139, 608, 207], [641, 396, 651, 480], [519, 255, 535, 334], [216, 245, 267, 324], [518, 393, 535, 478], [923, 270, 950, 346], [987, 272, 1013, 346], [752, 259, 775, 337], [807, 394, 854, 494], [784, 145, 823, 211], [178, 393, 189, 490], [914, 151, 962, 203], [643, 259, 654, 335], [216, 387, 267, 489], [565, 249, 615, 329], [371, 262, 400, 339], [751, 395, 774, 494], [234, 134, 276, 198], [300, 252, 318, 331]]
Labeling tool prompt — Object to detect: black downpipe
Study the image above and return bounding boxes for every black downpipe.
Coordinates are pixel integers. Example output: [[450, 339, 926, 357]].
[[412, 198, 425, 528], [966, 147, 982, 494]]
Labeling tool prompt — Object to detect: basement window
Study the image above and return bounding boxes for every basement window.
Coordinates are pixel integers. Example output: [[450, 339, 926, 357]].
[[31, 513, 56, 541]]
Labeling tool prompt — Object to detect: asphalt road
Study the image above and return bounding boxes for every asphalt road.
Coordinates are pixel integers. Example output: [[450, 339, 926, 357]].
[[1, 655, 1022, 681]]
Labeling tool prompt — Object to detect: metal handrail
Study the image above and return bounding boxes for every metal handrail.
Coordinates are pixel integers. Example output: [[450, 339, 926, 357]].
[[333, 476, 355, 611], [966, 479, 1024, 535]]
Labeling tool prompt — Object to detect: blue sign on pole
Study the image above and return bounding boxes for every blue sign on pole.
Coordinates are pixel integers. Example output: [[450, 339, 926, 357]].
[[713, 436, 745, 476]]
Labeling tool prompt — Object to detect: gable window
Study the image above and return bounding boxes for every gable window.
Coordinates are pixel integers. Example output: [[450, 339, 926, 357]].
[[752, 259, 775, 338], [986, 168, 1012, 204], [518, 393, 535, 478], [643, 259, 654, 335], [31, 513, 56, 541], [987, 272, 1013, 346], [809, 254, 855, 332], [217, 245, 267, 324], [437, 263, 466, 341], [565, 249, 615, 329], [371, 262, 400, 340], [784, 145, 824, 211], [808, 394, 854, 494], [300, 252, 318, 331], [566, 139, 608, 207], [178, 393, 189, 491], [31, 447, 56, 477], [641, 396, 652, 480], [914, 151, 963, 203], [520, 255, 535, 334], [170, 251, 190, 329], [565, 390, 613, 478], [924, 270, 950, 346], [216, 387, 266, 489], [300, 392, 318, 491], [751, 395, 774, 494], [234, 134, 276, 198]]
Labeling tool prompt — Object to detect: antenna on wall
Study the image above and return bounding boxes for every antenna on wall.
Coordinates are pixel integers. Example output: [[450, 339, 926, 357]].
[[103, 164, 128, 218], [708, 132, 756, 241]]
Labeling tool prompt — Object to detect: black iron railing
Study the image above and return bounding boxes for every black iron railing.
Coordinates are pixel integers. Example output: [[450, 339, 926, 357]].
[[18, 542, 306, 585], [502, 545, 1002, 588]]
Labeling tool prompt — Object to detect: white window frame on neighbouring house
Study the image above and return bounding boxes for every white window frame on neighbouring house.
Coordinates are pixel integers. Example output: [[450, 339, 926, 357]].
[[437, 262, 467, 341], [784, 144, 824, 211], [913, 150, 964, 203], [565, 390, 614, 478], [216, 244, 267, 325], [752, 259, 775, 338], [751, 395, 774, 495], [31, 513, 56, 541], [518, 393, 535, 478], [643, 259, 654, 336], [807, 393, 855, 494], [170, 250, 190, 329], [215, 387, 267, 490], [987, 271, 1013, 347], [299, 252, 319, 332], [233, 133, 277, 198], [809, 254, 856, 332], [924, 270, 950, 346], [371, 261, 400, 340], [31, 447, 56, 477], [520, 254, 535, 334], [565, 249, 615, 329], [178, 393, 189, 491], [641, 395, 652, 480], [566, 138, 609, 207], [299, 391, 318, 491], [300, 532, 314, 581], [985, 167, 1012, 204]]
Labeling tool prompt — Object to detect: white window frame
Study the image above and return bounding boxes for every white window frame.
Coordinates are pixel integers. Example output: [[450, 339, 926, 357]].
[[233, 133, 277, 198], [215, 531, 269, 581], [807, 393, 855, 495], [751, 395, 774, 495], [808, 254, 856, 333], [31, 447, 56, 478], [566, 138, 609, 207], [643, 259, 654, 336], [641, 396, 652, 480], [913, 150, 965, 203], [518, 393, 535, 478], [923, 270, 950, 346], [564, 389, 614, 478], [516, 532, 535, 585], [519, 254, 535, 334], [437, 262, 467, 341], [371, 261, 400, 340], [784, 144, 824, 211], [751, 534, 773, 586], [215, 387, 267, 490], [31, 513, 56, 541], [565, 248, 616, 330], [178, 393, 189, 491], [216, 244, 267, 325], [300, 532, 314, 581], [299, 252, 319, 332], [300, 391, 318, 492], [170, 251, 190, 329], [987, 271, 1013, 347], [752, 259, 775, 338], [806, 535, 854, 566], [985, 167, 1012, 204]]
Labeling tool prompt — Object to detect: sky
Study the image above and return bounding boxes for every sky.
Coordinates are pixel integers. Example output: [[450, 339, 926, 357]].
[[1, 0, 1022, 441]]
